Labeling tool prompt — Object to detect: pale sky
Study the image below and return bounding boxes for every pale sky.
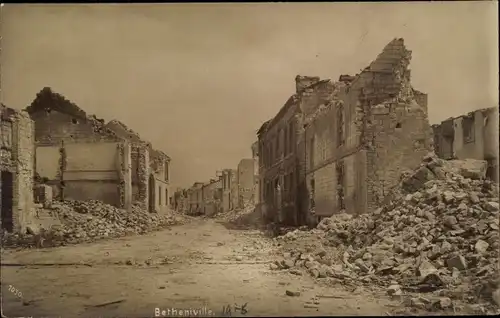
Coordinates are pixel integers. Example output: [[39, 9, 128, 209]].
[[1, 3, 498, 188]]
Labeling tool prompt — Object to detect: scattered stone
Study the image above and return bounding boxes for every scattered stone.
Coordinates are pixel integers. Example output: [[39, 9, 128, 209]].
[[1, 200, 186, 248], [475, 240, 489, 254], [447, 255, 467, 271], [271, 155, 499, 307], [286, 290, 301, 297], [436, 297, 452, 309], [484, 201, 499, 212]]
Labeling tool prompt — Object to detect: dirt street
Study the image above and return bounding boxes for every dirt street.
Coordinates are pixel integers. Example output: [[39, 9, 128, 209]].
[[1, 219, 398, 317]]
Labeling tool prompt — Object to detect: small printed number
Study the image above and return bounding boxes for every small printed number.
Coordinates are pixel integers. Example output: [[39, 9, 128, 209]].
[[8, 285, 22, 298]]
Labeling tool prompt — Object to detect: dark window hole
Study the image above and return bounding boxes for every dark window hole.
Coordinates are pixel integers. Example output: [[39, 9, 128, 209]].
[[71, 118, 78, 124], [396, 123, 402, 128]]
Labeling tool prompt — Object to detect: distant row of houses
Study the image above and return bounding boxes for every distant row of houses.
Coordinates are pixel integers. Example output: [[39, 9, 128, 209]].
[[172, 156, 258, 216], [1, 88, 172, 233]]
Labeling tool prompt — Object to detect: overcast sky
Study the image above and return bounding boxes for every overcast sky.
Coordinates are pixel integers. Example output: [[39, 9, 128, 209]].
[[1, 3, 498, 188]]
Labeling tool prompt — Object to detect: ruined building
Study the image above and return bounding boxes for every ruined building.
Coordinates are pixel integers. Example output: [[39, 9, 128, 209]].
[[24, 87, 171, 212], [201, 178, 222, 216], [1, 104, 36, 233], [237, 158, 256, 208], [258, 38, 434, 226], [304, 38, 433, 224], [257, 75, 336, 226], [432, 107, 499, 182], [173, 188, 188, 212], [187, 182, 204, 215], [103, 120, 171, 213]]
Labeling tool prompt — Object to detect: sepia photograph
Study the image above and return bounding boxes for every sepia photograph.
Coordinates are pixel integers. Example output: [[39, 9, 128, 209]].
[[0, 2, 498, 317]]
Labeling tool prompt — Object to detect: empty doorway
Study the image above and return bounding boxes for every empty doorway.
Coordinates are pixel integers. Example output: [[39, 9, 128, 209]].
[[1, 171, 14, 232]]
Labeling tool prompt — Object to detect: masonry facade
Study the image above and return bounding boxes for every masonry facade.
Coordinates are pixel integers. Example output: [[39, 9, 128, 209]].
[[432, 107, 499, 182], [1, 105, 36, 233], [304, 38, 433, 224], [257, 75, 336, 226]]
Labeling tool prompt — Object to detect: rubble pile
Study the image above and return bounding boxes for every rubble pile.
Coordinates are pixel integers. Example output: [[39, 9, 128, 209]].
[[217, 203, 263, 229], [1, 200, 187, 248], [272, 154, 499, 309]]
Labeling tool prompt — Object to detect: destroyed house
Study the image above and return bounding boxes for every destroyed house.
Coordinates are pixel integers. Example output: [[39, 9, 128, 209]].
[[432, 107, 499, 182], [303, 38, 433, 223], [25, 87, 171, 211]]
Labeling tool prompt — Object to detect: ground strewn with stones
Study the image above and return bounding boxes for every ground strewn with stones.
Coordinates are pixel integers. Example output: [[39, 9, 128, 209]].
[[2, 219, 400, 318]]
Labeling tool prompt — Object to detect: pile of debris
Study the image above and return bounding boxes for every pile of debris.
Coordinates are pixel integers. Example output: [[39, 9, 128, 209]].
[[216, 203, 264, 229], [271, 154, 499, 310], [1, 200, 187, 248]]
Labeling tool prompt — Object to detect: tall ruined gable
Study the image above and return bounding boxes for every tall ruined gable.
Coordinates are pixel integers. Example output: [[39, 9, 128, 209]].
[[358, 38, 417, 106]]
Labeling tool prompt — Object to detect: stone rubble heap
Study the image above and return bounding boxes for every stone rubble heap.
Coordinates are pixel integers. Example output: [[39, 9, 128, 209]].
[[271, 153, 499, 310], [1, 200, 187, 248], [216, 203, 263, 229]]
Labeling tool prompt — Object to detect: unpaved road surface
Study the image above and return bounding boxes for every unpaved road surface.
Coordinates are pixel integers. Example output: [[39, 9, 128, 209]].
[[1, 219, 399, 317]]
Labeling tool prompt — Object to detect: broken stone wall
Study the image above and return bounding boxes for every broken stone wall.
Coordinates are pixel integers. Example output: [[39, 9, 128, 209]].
[[149, 155, 170, 212], [1, 107, 36, 233], [357, 39, 434, 212], [433, 107, 499, 182], [365, 102, 433, 211], [35, 141, 131, 208], [29, 109, 117, 146], [295, 75, 321, 94], [452, 111, 486, 160], [237, 158, 256, 208], [131, 144, 150, 210], [303, 38, 432, 219]]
